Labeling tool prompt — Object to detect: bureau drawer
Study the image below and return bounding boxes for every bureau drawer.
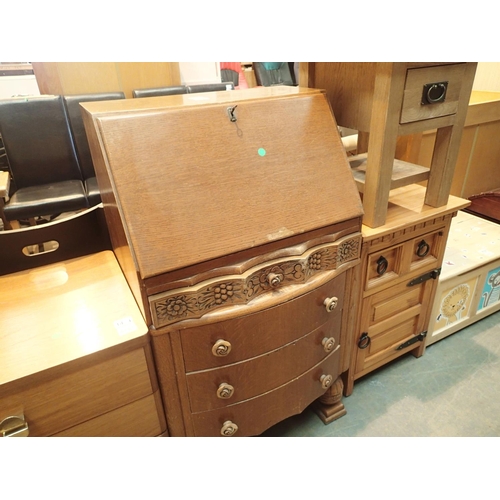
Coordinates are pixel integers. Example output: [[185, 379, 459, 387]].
[[186, 316, 341, 412], [400, 64, 466, 124], [190, 349, 340, 436], [180, 273, 345, 372], [0, 349, 155, 437]]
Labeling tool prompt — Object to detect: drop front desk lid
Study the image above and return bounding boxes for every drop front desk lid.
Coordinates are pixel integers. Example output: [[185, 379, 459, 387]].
[[81, 87, 363, 279]]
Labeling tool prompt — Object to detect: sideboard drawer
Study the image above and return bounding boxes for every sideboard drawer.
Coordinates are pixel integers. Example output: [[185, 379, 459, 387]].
[[190, 349, 340, 437], [186, 316, 341, 412], [401, 63, 466, 124], [180, 273, 345, 372], [1, 348, 154, 436]]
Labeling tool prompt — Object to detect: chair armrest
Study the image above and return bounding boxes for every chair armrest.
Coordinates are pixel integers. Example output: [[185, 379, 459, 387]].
[[0, 170, 10, 199]]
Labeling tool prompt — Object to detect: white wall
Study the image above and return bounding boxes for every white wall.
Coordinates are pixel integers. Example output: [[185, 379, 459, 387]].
[[473, 62, 500, 92], [0, 75, 40, 98], [178, 62, 220, 85]]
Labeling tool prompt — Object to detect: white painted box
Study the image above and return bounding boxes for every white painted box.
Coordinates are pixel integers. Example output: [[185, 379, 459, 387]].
[[427, 210, 500, 345]]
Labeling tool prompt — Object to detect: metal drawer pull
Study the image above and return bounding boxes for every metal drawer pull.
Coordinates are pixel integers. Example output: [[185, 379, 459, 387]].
[[358, 332, 371, 350], [0, 415, 29, 437], [220, 420, 238, 436], [320, 374, 333, 390], [322, 337, 336, 353], [217, 383, 235, 399], [323, 297, 338, 312], [416, 239, 430, 258], [422, 81, 448, 105], [212, 339, 232, 357], [376, 256, 388, 276]]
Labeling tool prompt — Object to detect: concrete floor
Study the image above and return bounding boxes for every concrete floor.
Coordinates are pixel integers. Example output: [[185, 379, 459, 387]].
[[262, 309, 500, 437]]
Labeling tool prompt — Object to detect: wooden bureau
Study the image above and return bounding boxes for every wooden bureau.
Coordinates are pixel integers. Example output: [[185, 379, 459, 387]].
[[0, 250, 166, 437], [81, 86, 364, 436]]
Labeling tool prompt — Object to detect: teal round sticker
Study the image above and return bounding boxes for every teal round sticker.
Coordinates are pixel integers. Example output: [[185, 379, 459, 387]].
[[258, 148, 266, 157]]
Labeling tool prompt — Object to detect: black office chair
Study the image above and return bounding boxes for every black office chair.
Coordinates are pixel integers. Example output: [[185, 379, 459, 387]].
[[132, 86, 188, 98], [186, 82, 235, 93], [63, 92, 125, 206], [253, 62, 295, 87], [0, 96, 88, 226]]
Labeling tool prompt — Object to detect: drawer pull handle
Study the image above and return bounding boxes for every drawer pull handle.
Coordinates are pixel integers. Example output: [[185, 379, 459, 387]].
[[320, 374, 333, 390], [422, 81, 448, 105], [221, 420, 238, 436], [267, 272, 282, 288], [323, 297, 338, 312], [0, 414, 29, 437], [376, 256, 388, 276], [358, 332, 371, 350], [217, 383, 235, 399], [212, 339, 232, 357], [322, 337, 336, 353], [416, 240, 430, 258]]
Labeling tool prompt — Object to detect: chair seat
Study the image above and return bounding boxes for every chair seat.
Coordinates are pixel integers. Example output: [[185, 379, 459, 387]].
[[85, 176, 102, 206], [4, 180, 88, 220]]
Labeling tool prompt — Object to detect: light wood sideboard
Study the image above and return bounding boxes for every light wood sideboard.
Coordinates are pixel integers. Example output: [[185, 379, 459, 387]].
[[0, 251, 166, 437]]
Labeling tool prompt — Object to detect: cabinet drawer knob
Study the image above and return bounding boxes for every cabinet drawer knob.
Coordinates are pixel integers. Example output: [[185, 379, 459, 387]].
[[217, 383, 235, 399], [358, 332, 371, 350], [376, 256, 388, 276], [323, 297, 338, 312], [267, 272, 283, 287], [320, 374, 333, 390], [0, 414, 29, 437], [416, 239, 430, 258], [322, 337, 336, 353], [220, 420, 238, 436], [212, 339, 232, 357]]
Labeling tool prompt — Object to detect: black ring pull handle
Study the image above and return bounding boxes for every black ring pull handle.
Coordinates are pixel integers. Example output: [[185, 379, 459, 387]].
[[416, 240, 430, 258], [376, 256, 388, 276], [422, 81, 448, 105], [358, 332, 371, 350]]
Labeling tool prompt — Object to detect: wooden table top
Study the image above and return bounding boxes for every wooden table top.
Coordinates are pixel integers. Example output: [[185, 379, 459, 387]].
[[0, 251, 148, 388]]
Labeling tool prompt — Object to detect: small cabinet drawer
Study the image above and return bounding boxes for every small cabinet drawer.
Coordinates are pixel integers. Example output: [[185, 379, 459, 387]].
[[409, 229, 443, 272], [401, 64, 466, 124], [180, 273, 345, 372], [190, 349, 340, 437], [0, 349, 155, 437], [366, 245, 403, 290], [186, 316, 341, 412]]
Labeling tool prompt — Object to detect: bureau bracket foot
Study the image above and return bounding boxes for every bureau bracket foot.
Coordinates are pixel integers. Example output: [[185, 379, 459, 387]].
[[313, 376, 347, 424]]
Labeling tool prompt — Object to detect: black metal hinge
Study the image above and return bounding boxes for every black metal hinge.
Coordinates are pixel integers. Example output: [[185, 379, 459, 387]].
[[397, 331, 427, 350], [407, 268, 441, 287]]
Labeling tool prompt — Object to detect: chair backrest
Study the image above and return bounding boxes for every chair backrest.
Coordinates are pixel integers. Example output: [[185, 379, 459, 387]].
[[253, 62, 295, 87], [63, 92, 125, 181], [132, 86, 188, 98], [220, 69, 239, 87], [0, 96, 82, 190], [186, 82, 234, 93]]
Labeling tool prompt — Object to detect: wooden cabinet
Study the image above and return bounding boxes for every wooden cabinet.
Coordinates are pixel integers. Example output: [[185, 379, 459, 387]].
[[344, 185, 470, 395], [303, 62, 477, 227], [0, 251, 166, 437], [81, 87, 364, 435]]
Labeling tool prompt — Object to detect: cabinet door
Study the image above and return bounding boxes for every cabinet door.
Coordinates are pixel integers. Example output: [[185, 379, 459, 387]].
[[353, 277, 435, 379]]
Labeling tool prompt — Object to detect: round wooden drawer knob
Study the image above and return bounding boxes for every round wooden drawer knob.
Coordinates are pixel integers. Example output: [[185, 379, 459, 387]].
[[321, 337, 336, 353], [217, 383, 235, 399], [212, 339, 232, 357], [220, 420, 238, 436], [323, 297, 338, 312], [267, 272, 283, 287], [320, 374, 333, 390]]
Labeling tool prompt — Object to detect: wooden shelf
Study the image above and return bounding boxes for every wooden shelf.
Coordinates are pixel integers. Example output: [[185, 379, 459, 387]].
[[349, 153, 430, 193]]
